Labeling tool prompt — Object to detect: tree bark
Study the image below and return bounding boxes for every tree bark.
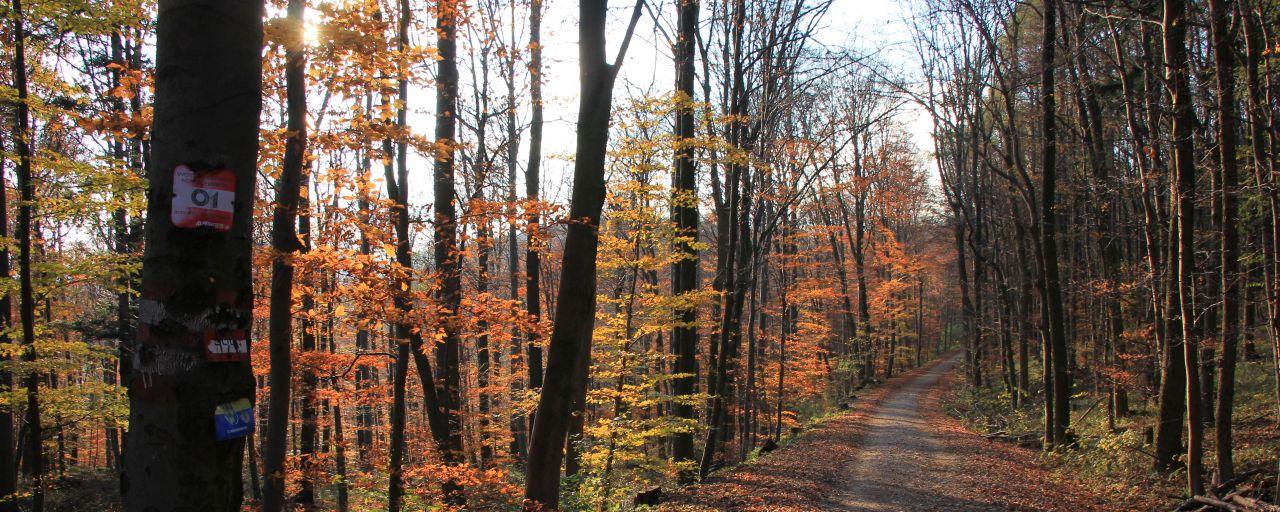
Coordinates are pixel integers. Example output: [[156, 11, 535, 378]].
[[9, 2, 40, 507], [1209, 0, 1240, 481], [122, 1, 263, 510], [523, 0, 640, 507], [0, 108, 14, 512], [1164, 0, 1205, 495], [262, 0, 307, 509], [670, 0, 701, 485], [1040, 0, 1070, 446], [525, 0, 546, 395], [430, 2, 468, 504]]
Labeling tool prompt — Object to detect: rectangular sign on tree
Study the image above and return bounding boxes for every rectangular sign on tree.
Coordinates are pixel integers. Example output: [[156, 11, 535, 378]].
[[172, 165, 236, 231]]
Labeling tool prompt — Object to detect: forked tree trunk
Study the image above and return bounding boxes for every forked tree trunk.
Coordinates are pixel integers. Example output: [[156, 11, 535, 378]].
[[523, 0, 641, 507]]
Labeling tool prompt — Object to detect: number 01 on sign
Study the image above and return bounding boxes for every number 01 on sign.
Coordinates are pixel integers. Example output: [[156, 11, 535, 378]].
[[172, 164, 235, 231]]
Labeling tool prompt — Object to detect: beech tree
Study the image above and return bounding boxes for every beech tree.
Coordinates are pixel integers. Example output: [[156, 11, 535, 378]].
[[523, 0, 645, 507], [121, 1, 263, 510], [262, 0, 307, 510], [670, 0, 701, 484]]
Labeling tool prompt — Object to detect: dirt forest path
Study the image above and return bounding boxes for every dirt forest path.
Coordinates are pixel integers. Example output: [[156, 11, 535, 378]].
[[662, 354, 1134, 511], [825, 354, 987, 511]]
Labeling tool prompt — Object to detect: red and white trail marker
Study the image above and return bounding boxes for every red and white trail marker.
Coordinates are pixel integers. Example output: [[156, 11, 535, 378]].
[[204, 329, 250, 362], [172, 165, 236, 231]]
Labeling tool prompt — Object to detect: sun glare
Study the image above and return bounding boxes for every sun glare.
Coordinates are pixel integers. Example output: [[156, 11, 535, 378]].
[[303, 22, 320, 46]]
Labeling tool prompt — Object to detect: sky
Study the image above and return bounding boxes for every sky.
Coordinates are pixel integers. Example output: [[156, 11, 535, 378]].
[[529, 0, 934, 196], [379, 0, 933, 207]]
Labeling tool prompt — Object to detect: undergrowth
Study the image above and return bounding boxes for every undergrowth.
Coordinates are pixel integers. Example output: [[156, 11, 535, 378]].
[[942, 347, 1280, 509]]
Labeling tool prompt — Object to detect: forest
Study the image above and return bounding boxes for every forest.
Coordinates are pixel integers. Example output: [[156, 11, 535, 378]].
[[0, 0, 1278, 510]]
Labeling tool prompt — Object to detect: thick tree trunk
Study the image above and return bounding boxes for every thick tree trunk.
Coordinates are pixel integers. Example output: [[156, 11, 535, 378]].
[[122, 1, 263, 510], [670, 0, 700, 484], [523, 0, 637, 507]]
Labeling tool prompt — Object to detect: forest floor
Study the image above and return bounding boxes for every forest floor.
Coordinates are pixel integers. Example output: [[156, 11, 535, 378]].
[[661, 354, 1130, 511]]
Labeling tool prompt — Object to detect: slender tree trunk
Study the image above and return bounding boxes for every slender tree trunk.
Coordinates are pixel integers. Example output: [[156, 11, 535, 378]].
[[296, 142, 318, 510], [917, 278, 925, 368], [504, 0, 527, 461], [430, 2, 467, 504], [12, 1, 43, 506], [1014, 227, 1032, 402], [0, 115, 14, 512], [2, 7, 25, 507], [122, 1, 263, 509], [1164, 0, 1205, 495], [700, 0, 747, 480], [262, 0, 307, 509], [477, 224, 493, 466], [385, 2, 421, 509], [1243, 0, 1280, 431], [1209, 0, 1240, 481], [331, 397, 348, 512], [354, 93, 374, 464], [107, 28, 131, 474], [525, 0, 546, 394]]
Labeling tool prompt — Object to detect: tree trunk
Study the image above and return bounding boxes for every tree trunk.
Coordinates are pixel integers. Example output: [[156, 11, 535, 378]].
[[670, 0, 700, 484], [1040, 0, 1070, 446], [1164, 0, 1205, 495], [430, 2, 468, 504], [505, 0, 529, 461], [523, 0, 639, 507], [262, 0, 306, 508], [14, 4, 43, 508], [7, 4, 36, 507], [122, 1, 263, 510], [296, 132, 318, 511], [1243, 0, 1280, 431], [107, 28, 132, 474], [0, 130, 12, 512], [525, 0, 546, 395], [1209, 0, 1240, 481]]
